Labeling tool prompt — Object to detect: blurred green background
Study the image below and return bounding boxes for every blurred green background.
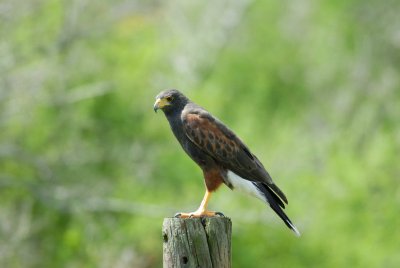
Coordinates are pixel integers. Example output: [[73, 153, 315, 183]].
[[1, 0, 399, 267]]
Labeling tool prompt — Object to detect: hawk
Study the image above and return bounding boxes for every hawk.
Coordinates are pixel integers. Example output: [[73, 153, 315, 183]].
[[154, 89, 300, 235]]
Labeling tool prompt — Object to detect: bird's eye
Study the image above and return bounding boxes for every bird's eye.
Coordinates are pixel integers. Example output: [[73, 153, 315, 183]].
[[166, 96, 173, 102]]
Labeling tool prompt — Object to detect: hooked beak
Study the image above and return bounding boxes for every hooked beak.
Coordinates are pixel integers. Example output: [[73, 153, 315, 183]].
[[153, 98, 160, 113], [153, 98, 169, 113]]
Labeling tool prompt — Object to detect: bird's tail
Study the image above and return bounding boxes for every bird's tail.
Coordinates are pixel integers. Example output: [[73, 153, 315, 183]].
[[254, 182, 301, 236]]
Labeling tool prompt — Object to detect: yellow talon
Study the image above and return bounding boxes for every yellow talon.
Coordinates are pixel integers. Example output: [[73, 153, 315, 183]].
[[174, 190, 223, 218]]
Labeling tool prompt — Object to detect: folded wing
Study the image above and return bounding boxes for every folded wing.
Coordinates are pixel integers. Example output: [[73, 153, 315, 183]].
[[182, 110, 288, 205]]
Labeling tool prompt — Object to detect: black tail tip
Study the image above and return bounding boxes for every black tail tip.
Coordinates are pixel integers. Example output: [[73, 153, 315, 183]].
[[287, 221, 301, 237]]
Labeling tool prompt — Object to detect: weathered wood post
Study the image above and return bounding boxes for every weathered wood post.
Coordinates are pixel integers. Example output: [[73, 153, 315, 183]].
[[162, 217, 232, 268]]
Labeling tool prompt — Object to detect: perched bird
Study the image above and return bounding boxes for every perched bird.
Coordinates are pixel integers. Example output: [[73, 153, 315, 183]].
[[154, 89, 300, 236]]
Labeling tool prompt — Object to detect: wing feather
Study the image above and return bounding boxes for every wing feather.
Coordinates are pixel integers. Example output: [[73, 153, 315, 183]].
[[182, 110, 288, 204]]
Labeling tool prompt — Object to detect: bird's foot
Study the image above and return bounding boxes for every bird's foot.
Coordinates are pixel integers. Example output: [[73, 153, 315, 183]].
[[174, 210, 224, 218]]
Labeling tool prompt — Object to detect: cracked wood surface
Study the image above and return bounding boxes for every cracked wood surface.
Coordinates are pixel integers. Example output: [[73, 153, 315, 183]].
[[162, 217, 232, 268]]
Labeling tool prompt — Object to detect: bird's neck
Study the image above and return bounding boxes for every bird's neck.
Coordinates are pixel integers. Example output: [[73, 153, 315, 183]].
[[164, 106, 181, 121], [164, 109, 185, 142]]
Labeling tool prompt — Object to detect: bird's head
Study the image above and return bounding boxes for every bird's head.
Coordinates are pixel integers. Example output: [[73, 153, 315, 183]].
[[153, 89, 189, 114]]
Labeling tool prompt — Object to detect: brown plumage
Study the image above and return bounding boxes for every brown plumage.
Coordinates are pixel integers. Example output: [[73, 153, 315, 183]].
[[154, 89, 300, 236], [182, 111, 288, 204]]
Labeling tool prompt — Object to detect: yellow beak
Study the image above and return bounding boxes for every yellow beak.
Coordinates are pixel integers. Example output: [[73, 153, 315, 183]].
[[153, 98, 169, 112]]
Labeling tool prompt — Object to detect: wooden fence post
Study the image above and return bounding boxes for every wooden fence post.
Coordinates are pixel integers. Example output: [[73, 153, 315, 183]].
[[162, 217, 232, 268]]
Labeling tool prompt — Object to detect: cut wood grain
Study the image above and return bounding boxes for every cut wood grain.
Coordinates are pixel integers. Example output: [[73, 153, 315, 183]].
[[162, 217, 232, 268]]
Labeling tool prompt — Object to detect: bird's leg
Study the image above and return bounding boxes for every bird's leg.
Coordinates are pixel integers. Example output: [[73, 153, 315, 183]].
[[175, 190, 223, 218]]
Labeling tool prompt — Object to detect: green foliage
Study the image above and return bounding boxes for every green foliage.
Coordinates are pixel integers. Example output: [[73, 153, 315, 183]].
[[1, 0, 399, 267]]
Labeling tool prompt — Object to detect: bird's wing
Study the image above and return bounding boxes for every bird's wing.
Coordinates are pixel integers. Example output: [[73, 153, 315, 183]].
[[182, 110, 288, 204]]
